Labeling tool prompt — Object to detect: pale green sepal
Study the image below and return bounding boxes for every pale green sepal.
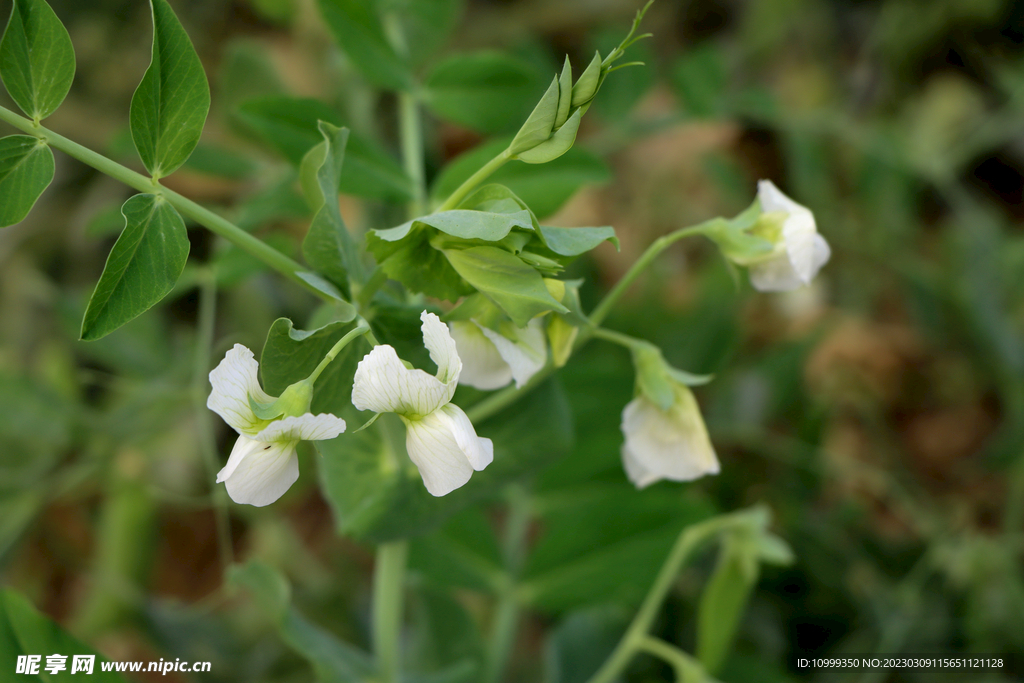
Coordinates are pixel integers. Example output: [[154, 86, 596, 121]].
[[274, 379, 314, 418], [755, 533, 795, 566], [508, 75, 559, 155], [249, 394, 285, 421], [632, 342, 676, 411], [352, 412, 382, 433], [554, 56, 572, 129], [547, 314, 578, 368], [515, 108, 581, 164], [571, 51, 601, 107], [702, 214, 775, 266], [667, 367, 714, 387]]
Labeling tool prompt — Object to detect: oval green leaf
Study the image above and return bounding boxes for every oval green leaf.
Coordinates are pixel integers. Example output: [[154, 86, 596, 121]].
[[0, 0, 75, 121], [80, 194, 190, 341], [129, 0, 210, 179], [442, 245, 567, 327], [0, 134, 53, 227]]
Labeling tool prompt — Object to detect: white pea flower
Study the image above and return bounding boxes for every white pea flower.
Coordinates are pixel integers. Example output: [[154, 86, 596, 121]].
[[747, 180, 831, 292], [208, 344, 347, 507], [621, 383, 719, 488], [352, 311, 493, 496], [449, 318, 547, 390]]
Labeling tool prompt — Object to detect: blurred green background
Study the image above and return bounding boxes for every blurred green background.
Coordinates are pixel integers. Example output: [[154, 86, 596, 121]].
[[1, 0, 1023, 681]]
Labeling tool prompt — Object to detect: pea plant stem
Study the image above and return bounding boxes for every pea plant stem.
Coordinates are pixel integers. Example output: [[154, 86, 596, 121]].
[[0, 104, 334, 304], [585, 508, 766, 683], [372, 541, 409, 683], [484, 484, 532, 683], [190, 267, 234, 574], [436, 148, 512, 212]]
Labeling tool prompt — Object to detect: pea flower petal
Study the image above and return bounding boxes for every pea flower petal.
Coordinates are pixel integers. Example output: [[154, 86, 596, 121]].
[[620, 385, 719, 489], [404, 404, 494, 496], [450, 319, 547, 390], [207, 344, 275, 435], [748, 180, 831, 292], [208, 344, 347, 507], [352, 312, 459, 416], [351, 310, 493, 496]]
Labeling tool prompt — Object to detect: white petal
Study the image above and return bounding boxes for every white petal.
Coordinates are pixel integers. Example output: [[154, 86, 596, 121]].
[[256, 413, 347, 442], [747, 253, 805, 292], [780, 209, 818, 283], [420, 311, 462, 385], [403, 405, 493, 497], [757, 179, 808, 217], [352, 345, 454, 416], [757, 179, 820, 285], [480, 319, 547, 389], [810, 233, 831, 276], [216, 435, 299, 507], [621, 443, 661, 489], [620, 389, 719, 488], [207, 344, 275, 436], [449, 321, 513, 390]]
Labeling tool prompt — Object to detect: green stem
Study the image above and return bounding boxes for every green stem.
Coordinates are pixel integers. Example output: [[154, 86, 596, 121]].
[[0, 104, 333, 303], [584, 508, 765, 683], [436, 149, 512, 212], [307, 321, 371, 383], [373, 540, 409, 683], [636, 636, 705, 680], [590, 326, 645, 351], [192, 267, 233, 574], [484, 485, 532, 683], [588, 223, 712, 328], [399, 91, 427, 218]]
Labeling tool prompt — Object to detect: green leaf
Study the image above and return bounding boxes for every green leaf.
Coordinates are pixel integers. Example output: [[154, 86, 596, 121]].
[[367, 225, 473, 302], [521, 484, 715, 612], [235, 95, 412, 201], [408, 586, 484, 679], [378, 0, 463, 67], [425, 51, 545, 134], [80, 194, 190, 341], [129, 0, 211, 178], [374, 209, 533, 244], [230, 561, 375, 682], [442, 246, 567, 327], [0, 0, 75, 120], [432, 139, 609, 218], [538, 225, 618, 257], [1, 589, 127, 681], [317, 0, 412, 91], [544, 605, 630, 683], [302, 122, 362, 289], [409, 507, 504, 593], [0, 135, 53, 227]]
